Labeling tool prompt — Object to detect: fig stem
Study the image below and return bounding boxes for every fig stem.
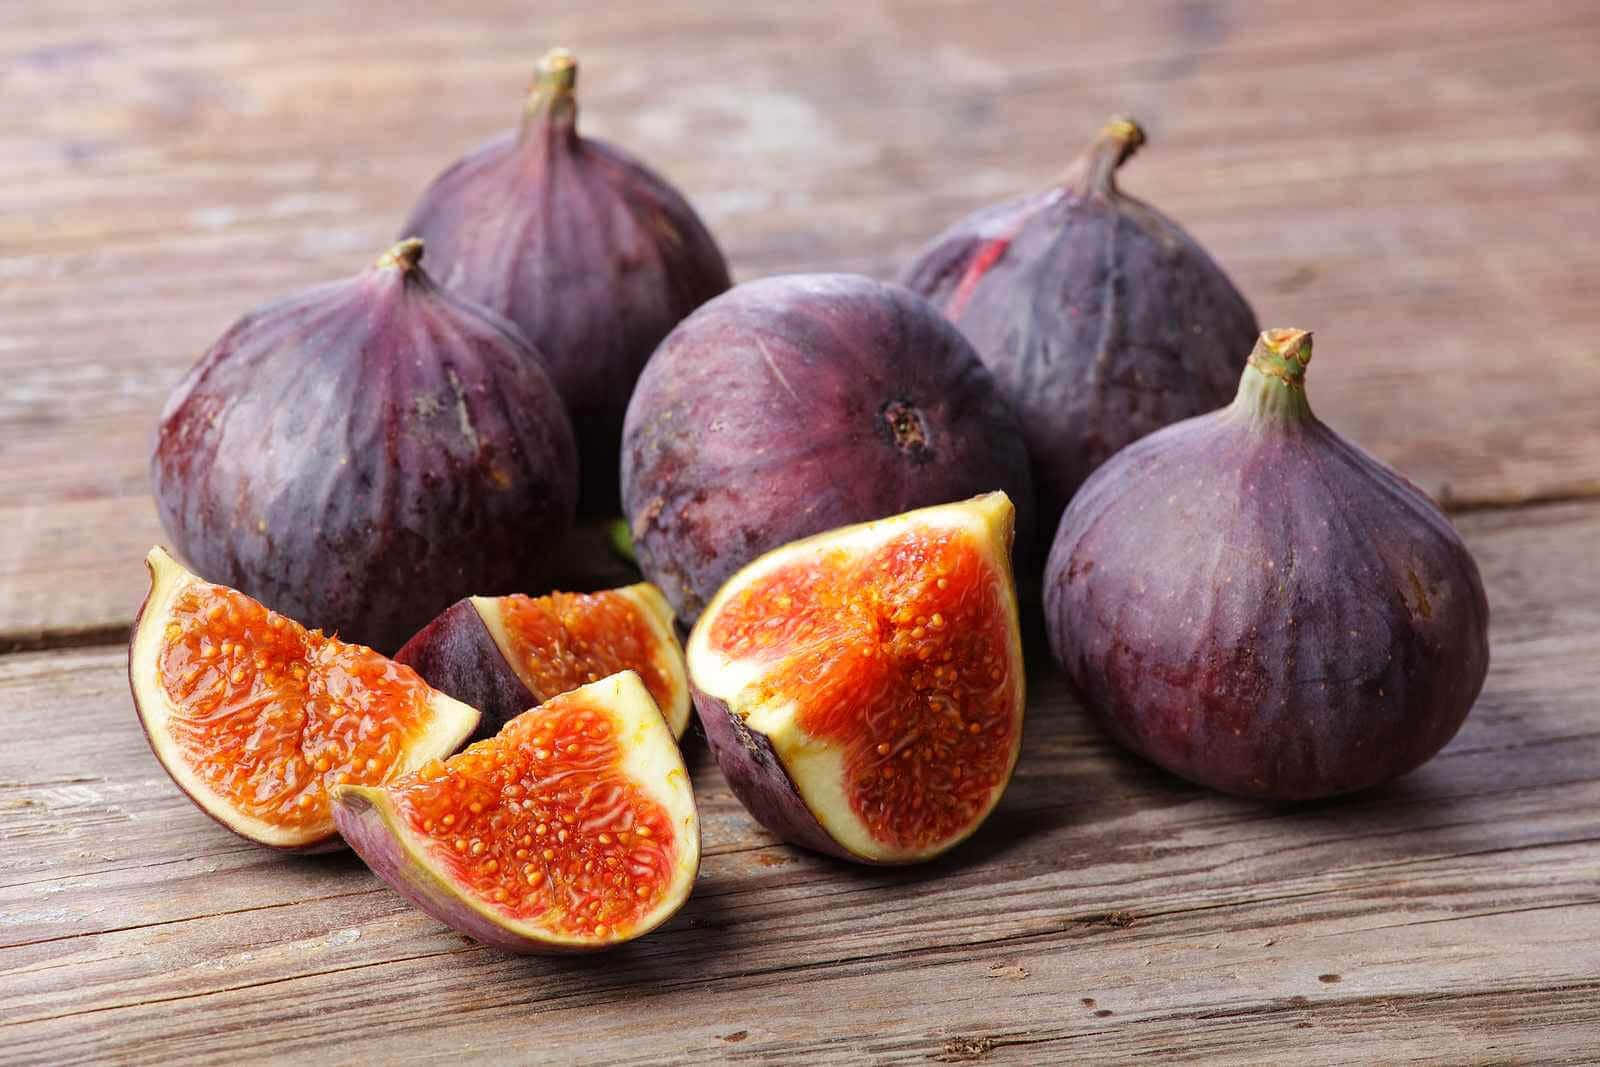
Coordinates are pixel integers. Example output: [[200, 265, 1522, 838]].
[[1234, 329, 1314, 420], [376, 238, 425, 272], [607, 518, 638, 566], [1069, 115, 1145, 197], [523, 47, 579, 132]]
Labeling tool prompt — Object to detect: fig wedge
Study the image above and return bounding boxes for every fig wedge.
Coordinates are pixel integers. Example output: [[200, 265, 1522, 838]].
[[687, 493, 1026, 864], [332, 672, 700, 953], [395, 585, 689, 739], [128, 547, 479, 850]]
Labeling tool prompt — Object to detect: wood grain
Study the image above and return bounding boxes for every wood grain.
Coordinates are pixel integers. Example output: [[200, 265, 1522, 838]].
[[3, 498, 1598, 1063], [4, 0, 1600, 641]]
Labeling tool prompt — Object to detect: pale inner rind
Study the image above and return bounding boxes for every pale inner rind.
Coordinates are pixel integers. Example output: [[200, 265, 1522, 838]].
[[131, 547, 478, 849], [686, 493, 1026, 863], [378, 670, 699, 945]]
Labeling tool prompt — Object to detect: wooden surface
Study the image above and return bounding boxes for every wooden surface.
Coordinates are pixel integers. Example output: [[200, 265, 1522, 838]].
[[2, 1, 1597, 1062]]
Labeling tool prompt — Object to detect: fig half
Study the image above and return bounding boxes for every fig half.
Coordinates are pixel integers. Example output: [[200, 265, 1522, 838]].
[[129, 547, 479, 850], [1044, 330, 1491, 800], [394, 584, 690, 739], [687, 493, 1026, 864], [903, 117, 1259, 543], [332, 671, 700, 953]]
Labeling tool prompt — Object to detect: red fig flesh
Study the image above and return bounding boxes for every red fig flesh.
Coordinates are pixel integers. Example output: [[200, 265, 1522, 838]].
[[622, 273, 1034, 627], [128, 548, 479, 850], [394, 584, 690, 739], [151, 239, 578, 654], [332, 672, 699, 953], [903, 118, 1259, 542], [1044, 330, 1490, 800], [402, 49, 732, 514], [687, 494, 1025, 864]]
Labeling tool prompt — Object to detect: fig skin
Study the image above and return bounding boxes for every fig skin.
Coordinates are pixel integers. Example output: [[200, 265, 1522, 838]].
[[151, 239, 578, 655], [903, 117, 1259, 544], [401, 48, 732, 515], [622, 273, 1035, 626], [1044, 330, 1490, 801]]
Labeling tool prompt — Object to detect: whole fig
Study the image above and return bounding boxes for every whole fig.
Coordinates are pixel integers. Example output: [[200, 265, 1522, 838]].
[[1044, 329, 1489, 801], [622, 273, 1035, 627], [152, 239, 578, 654], [903, 117, 1259, 543], [402, 48, 732, 514]]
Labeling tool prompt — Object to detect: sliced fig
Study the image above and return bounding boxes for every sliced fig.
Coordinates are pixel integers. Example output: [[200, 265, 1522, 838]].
[[686, 493, 1026, 865], [394, 584, 690, 739], [128, 547, 479, 850], [332, 671, 700, 953]]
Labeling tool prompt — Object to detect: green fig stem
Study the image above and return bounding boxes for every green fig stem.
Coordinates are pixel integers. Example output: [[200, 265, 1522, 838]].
[[607, 517, 638, 567], [1234, 328, 1315, 420], [375, 238, 425, 273], [521, 47, 578, 135], [1068, 115, 1145, 197]]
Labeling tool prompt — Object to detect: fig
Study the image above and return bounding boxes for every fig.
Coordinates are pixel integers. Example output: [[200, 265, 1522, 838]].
[[332, 671, 700, 953], [128, 547, 480, 850], [152, 238, 578, 654], [401, 48, 732, 514], [394, 584, 690, 740], [622, 273, 1035, 627], [902, 117, 1259, 541], [686, 493, 1026, 864], [1044, 329, 1490, 800]]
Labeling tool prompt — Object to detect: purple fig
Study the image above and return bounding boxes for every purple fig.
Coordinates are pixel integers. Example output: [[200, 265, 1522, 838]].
[[1044, 329, 1490, 800], [903, 117, 1259, 542], [401, 48, 732, 515], [152, 239, 578, 654], [621, 273, 1035, 627]]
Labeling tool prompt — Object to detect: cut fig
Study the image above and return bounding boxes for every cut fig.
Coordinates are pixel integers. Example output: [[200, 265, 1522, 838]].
[[686, 493, 1026, 864], [128, 547, 479, 850], [395, 584, 690, 739], [332, 671, 700, 953]]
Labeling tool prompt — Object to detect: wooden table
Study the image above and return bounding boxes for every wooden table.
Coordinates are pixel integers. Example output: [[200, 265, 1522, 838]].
[[4, 2, 1598, 1061]]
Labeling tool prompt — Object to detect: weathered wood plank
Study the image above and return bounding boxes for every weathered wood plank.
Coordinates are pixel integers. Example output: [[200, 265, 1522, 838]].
[[2, 498, 1597, 1062], [2, 0, 1599, 641]]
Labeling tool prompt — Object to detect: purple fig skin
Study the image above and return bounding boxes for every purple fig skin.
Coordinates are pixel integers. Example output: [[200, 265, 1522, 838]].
[[1044, 330, 1490, 801], [401, 49, 732, 515], [692, 690, 858, 862], [332, 790, 596, 954], [151, 239, 579, 655], [621, 273, 1035, 626], [903, 118, 1259, 546], [393, 600, 536, 740]]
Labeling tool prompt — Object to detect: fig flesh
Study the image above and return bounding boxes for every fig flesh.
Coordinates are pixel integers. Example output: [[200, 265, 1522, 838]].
[[128, 547, 480, 850], [903, 117, 1259, 542], [687, 493, 1025, 864], [332, 671, 700, 953], [402, 48, 732, 514], [1044, 330, 1490, 800], [623, 273, 1034, 627], [394, 583, 690, 740], [152, 238, 578, 654]]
